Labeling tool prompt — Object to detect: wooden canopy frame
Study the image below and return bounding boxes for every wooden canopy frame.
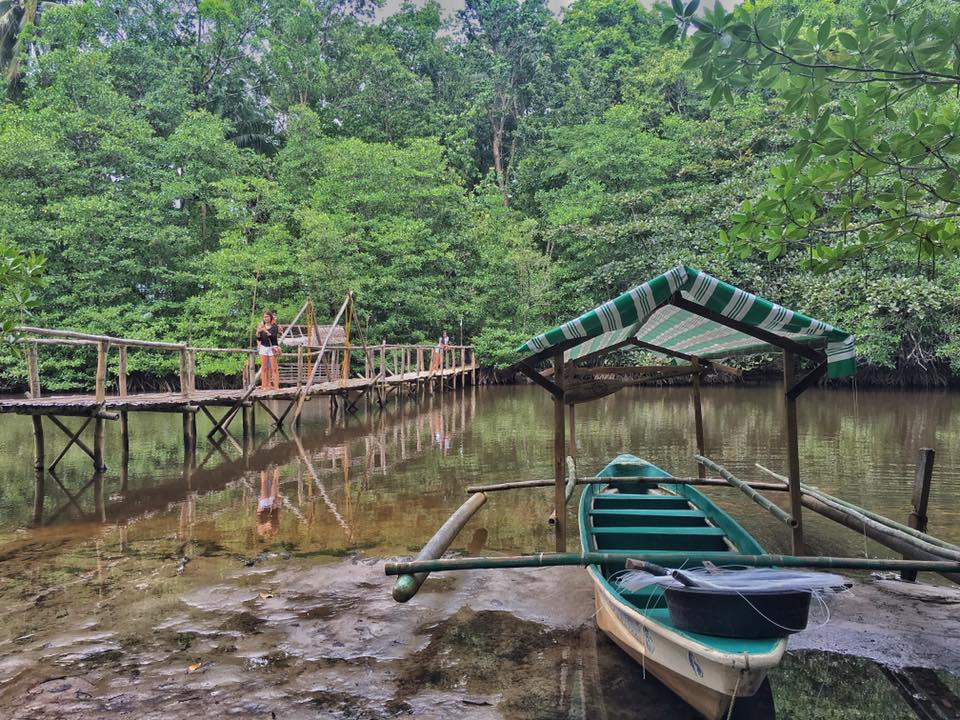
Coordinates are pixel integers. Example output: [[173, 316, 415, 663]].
[[518, 293, 827, 554]]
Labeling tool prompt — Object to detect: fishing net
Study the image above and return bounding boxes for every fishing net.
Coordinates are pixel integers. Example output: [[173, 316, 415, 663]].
[[614, 566, 850, 594]]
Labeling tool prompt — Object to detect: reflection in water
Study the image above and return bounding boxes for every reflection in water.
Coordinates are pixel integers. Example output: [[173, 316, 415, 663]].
[[256, 467, 281, 540], [0, 385, 959, 718]]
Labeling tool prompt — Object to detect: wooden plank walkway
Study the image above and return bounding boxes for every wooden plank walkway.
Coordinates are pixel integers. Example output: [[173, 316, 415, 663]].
[[0, 365, 475, 416]]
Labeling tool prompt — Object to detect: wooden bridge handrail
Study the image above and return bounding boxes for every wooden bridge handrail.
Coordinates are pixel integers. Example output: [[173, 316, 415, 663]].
[[17, 326, 187, 351]]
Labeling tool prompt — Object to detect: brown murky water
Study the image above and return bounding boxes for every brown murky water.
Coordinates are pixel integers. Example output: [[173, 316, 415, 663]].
[[0, 385, 958, 718]]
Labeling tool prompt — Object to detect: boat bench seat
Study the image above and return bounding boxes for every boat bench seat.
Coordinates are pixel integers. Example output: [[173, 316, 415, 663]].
[[590, 508, 708, 527], [592, 494, 690, 511], [591, 526, 728, 552]]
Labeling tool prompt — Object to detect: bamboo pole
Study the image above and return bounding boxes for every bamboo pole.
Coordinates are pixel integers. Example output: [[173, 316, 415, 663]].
[[392, 492, 488, 602], [799, 495, 960, 583], [903, 448, 935, 582], [289, 294, 353, 423], [783, 351, 805, 553], [385, 552, 960, 577], [17, 326, 186, 350], [465, 475, 787, 494], [695, 455, 797, 528], [755, 463, 959, 552], [553, 352, 567, 552]]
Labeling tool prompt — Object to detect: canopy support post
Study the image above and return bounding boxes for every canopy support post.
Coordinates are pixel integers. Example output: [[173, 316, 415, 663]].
[[568, 402, 576, 460], [553, 352, 566, 552], [783, 351, 805, 554], [692, 358, 705, 479]]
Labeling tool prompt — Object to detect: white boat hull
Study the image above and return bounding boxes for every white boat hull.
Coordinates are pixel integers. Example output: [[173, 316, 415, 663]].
[[590, 567, 786, 720]]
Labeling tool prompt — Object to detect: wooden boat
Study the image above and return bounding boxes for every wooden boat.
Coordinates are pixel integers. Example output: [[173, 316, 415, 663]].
[[581, 453, 786, 719]]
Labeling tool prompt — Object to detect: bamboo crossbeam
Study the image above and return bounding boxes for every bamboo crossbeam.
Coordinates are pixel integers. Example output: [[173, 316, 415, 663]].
[[385, 552, 960, 577], [465, 475, 788, 494], [695, 455, 797, 528]]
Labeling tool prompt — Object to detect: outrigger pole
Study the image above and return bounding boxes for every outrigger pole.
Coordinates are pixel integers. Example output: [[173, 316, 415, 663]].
[[386, 552, 960, 577]]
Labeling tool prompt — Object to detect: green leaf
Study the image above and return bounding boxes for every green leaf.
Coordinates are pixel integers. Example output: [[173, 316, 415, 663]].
[[837, 32, 859, 51], [684, 0, 700, 18], [817, 19, 832, 46], [660, 24, 680, 44], [671, 0, 684, 15]]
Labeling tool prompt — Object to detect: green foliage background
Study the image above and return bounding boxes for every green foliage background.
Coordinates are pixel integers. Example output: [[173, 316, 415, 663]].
[[0, 0, 957, 389]]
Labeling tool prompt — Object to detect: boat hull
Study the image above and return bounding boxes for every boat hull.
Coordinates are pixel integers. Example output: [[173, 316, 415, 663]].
[[591, 568, 779, 719], [580, 454, 787, 719]]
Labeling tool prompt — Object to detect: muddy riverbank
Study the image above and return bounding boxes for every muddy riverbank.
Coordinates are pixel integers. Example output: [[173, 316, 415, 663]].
[[2, 547, 958, 719]]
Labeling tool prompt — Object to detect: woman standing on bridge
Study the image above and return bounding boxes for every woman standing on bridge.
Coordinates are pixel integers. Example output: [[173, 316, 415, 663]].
[[256, 312, 278, 390]]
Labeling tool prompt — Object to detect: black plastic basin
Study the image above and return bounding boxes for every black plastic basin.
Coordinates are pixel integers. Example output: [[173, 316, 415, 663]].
[[664, 586, 812, 639]]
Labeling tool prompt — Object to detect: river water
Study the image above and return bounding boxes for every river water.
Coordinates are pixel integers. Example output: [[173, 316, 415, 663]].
[[0, 385, 958, 718]]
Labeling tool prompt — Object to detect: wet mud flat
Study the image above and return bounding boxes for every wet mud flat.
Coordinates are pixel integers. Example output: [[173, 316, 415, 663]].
[[1, 543, 959, 720]]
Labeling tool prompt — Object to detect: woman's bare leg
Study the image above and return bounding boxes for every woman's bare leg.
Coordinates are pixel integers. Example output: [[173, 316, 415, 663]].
[[260, 355, 271, 390]]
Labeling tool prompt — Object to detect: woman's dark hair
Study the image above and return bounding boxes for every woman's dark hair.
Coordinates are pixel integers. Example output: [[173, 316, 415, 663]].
[[267, 309, 278, 321]]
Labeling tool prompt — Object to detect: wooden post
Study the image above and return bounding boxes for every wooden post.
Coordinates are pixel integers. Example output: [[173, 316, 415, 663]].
[[179, 348, 190, 395], [95, 341, 109, 403], [553, 353, 567, 552], [902, 448, 935, 582], [189, 350, 197, 393], [568, 402, 577, 459], [182, 410, 196, 459], [93, 416, 106, 473], [31, 415, 45, 525], [32, 416, 44, 472], [118, 346, 128, 397], [120, 411, 129, 462], [692, 358, 706, 479], [26, 343, 41, 398], [783, 351, 804, 554]]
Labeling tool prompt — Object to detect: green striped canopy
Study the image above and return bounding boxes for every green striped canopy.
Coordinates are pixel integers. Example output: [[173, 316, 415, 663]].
[[516, 265, 856, 379]]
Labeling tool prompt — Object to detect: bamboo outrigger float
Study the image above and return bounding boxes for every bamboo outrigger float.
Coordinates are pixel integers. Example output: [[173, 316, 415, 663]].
[[386, 265, 958, 718]]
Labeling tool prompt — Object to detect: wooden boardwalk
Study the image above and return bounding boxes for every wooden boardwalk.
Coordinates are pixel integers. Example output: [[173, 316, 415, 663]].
[[8, 296, 477, 477], [0, 365, 474, 416]]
